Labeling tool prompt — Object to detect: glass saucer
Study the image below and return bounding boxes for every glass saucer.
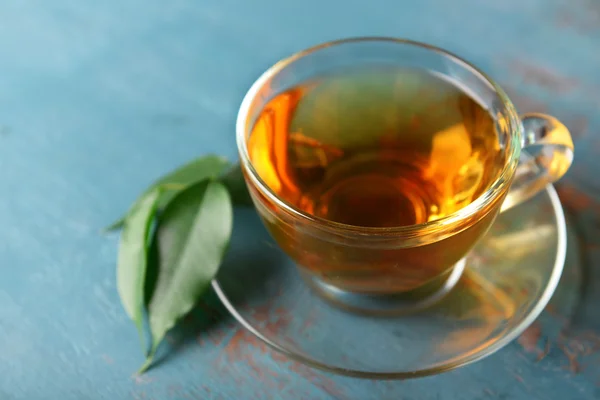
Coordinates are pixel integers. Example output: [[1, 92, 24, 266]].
[[212, 185, 566, 378]]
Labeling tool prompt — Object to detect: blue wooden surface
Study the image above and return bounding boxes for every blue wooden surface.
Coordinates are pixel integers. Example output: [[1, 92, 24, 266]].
[[0, 0, 599, 399]]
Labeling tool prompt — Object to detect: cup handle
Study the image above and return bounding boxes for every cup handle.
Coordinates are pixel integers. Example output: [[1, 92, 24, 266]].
[[500, 113, 574, 212]]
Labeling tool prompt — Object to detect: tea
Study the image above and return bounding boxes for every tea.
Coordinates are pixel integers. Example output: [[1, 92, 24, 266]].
[[246, 67, 508, 293], [248, 68, 503, 228]]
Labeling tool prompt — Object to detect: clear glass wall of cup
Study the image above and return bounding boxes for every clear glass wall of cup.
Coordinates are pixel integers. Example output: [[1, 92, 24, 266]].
[[236, 37, 574, 314]]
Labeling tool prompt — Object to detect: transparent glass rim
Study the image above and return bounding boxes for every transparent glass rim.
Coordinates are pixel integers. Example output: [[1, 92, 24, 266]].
[[235, 36, 522, 235], [212, 184, 566, 379]]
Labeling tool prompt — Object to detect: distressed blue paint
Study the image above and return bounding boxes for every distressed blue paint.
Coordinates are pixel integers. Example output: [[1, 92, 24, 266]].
[[0, 0, 599, 399]]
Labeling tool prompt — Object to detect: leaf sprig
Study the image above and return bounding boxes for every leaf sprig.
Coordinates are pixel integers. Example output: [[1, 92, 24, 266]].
[[107, 155, 250, 373]]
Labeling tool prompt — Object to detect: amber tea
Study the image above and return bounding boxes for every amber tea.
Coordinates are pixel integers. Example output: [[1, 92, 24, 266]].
[[246, 68, 508, 293], [248, 69, 504, 227]]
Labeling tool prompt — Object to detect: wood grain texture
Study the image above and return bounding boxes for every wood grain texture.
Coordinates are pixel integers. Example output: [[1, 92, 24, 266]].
[[0, 0, 599, 399]]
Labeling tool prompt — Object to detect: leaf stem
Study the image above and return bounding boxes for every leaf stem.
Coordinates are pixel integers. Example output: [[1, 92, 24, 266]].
[[137, 352, 155, 375]]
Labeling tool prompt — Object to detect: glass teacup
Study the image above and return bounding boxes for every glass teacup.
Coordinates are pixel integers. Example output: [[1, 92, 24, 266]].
[[235, 37, 574, 313]]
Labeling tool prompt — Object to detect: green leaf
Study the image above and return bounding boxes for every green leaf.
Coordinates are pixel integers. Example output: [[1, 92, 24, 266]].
[[105, 155, 231, 231], [116, 187, 163, 352], [141, 180, 233, 372], [220, 163, 253, 207]]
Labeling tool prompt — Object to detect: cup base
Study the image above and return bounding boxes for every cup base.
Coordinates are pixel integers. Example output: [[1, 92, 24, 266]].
[[300, 259, 466, 315]]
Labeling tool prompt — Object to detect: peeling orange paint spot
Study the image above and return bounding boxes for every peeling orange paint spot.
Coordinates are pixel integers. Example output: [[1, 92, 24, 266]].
[[556, 184, 600, 214], [509, 61, 579, 94], [554, 3, 600, 34], [518, 322, 542, 353], [288, 362, 347, 399], [503, 88, 549, 113]]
